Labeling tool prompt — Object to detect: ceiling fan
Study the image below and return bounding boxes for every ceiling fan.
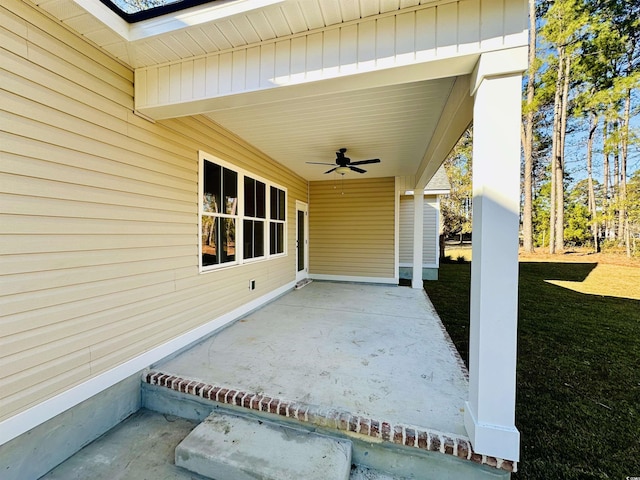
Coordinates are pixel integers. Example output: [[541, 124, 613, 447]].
[[307, 148, 381, 174]]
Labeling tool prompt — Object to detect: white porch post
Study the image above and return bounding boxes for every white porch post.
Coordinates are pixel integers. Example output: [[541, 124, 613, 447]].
[[464, 60, 522, 461], [412, 192, 424, 289]]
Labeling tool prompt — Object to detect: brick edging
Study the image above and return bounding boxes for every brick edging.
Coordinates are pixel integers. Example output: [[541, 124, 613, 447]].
[[143, 370, 516, 472]]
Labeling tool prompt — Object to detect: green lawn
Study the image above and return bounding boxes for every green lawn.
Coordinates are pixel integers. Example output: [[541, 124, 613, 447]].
[[424, 262, 640, 480]]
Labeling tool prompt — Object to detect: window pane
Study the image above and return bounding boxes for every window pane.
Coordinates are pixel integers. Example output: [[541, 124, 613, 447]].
[[279, 189, 286, 220], [270, 222, 276, 255], [223, 168, 238, 215], [244, 220, 265, 259], [243, 219, 254, 259], [222, 218, 236, 262], [269, 187, 285, 221], [270, 222, 284, 254], [254, 221, 264, 257], [244, 177, 255, 217], [270, 186, 277, 220], [277, 223, 284, 253], [256, 181, 266, 218], [203, 161, 221, 213], [201, 216, 218, 266]]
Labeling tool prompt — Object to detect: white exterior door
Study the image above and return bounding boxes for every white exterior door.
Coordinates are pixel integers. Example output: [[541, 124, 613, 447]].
[[296, 201, 309, 282]]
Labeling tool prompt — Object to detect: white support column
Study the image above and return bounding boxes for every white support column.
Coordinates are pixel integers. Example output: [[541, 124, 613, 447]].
[[464, 70, 522, 461], [411, 192, 424, 289]]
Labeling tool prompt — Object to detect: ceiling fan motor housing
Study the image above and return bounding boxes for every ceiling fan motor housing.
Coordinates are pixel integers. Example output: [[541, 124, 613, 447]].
[[305, 148, 380, 174], [336, 148, 350, 165]]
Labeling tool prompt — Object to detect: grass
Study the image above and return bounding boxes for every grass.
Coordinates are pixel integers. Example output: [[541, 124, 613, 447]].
[[424, 260, 640, 479]]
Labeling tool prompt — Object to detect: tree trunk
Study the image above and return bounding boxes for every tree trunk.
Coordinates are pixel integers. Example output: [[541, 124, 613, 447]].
[[555, 52, 571, 253], [586, 111, 598, 252], [613, 125, 620, 240], [549, 52, 564, 255], [522, 0, 536, 253], [619, 88, 630, 252], [603, 121, 610, 239]]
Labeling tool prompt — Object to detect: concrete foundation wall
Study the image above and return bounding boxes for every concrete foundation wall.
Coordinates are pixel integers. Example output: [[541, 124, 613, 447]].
[[399, 267, 439, 281], [0, 374, 141, 480]]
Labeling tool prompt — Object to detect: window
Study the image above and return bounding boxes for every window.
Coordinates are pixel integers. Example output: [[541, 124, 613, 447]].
[[199, 153, 286, 272], [201, 162, 237, 268], [270, 186, 286, 255], [98, 0, 217, 23], [244, 176, 266, 260]]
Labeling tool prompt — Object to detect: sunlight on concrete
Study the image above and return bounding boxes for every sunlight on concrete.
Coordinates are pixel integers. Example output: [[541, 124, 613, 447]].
[[545, 264, 640, 300]]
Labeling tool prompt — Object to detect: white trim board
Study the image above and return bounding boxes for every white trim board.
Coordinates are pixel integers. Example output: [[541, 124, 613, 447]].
[[0, 281, 295, 446], [399, 263, 439, 268], [309, 274, 398, 285]]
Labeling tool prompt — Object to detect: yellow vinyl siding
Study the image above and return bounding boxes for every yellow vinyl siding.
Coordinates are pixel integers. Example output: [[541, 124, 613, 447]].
[[399, 195, 439, 266], [309, 177, 395, 278], [423, 196, 438, 264], [399, 196, 414, 264], [0, 2, 306, 422]]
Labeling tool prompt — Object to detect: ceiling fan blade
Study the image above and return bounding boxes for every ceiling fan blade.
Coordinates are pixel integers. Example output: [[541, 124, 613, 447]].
[[350, 166, 367, 174], [324, 167, 337, 174], [349, 158, 380, 166], [307, 162, 338, 165]]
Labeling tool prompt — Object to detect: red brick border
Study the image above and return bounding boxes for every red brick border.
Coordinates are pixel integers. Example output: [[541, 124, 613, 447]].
[[143, 370, 516, 472]]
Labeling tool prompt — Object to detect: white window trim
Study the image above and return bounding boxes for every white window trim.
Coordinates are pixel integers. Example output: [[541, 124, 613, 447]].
[[199, 151, 287, 273]]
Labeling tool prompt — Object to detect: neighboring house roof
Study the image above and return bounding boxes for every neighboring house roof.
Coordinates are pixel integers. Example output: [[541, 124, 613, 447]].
[[424, 166, 451, 193]]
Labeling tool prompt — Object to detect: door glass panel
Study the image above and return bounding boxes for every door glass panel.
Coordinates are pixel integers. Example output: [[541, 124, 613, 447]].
[[297, 210, 304, 272]]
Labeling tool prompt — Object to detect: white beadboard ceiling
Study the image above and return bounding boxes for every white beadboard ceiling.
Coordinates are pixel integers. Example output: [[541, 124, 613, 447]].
[[206, 78, 455, 181], [31, 0, 466, 182]]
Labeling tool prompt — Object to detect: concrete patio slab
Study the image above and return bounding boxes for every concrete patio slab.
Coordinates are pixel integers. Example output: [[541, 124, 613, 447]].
[[155, 282, 468, 436], [39, 283, 513, 479]]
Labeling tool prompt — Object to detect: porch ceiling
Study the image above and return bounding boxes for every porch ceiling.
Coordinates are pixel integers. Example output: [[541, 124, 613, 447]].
[[204, 77, 455, 181]]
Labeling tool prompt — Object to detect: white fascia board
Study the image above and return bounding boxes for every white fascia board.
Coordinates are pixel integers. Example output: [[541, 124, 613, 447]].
[[73, 0, 130, 39], [423, 189, 450, 195], [405, 189, 450, 195]]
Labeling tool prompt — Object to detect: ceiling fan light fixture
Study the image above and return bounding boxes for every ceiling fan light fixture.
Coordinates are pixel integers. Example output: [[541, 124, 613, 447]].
[[335, 166, 351, 174]]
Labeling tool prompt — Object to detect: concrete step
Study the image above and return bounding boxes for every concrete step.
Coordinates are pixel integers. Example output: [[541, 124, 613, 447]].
[[175, 411, 352, 480], [294, 278, 313, 289]]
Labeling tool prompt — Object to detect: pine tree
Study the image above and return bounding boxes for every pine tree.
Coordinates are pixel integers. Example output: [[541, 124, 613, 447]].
[[539, 0, 592, 253], [441, 130, 473, 243], [521, 0, 538, 253]]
